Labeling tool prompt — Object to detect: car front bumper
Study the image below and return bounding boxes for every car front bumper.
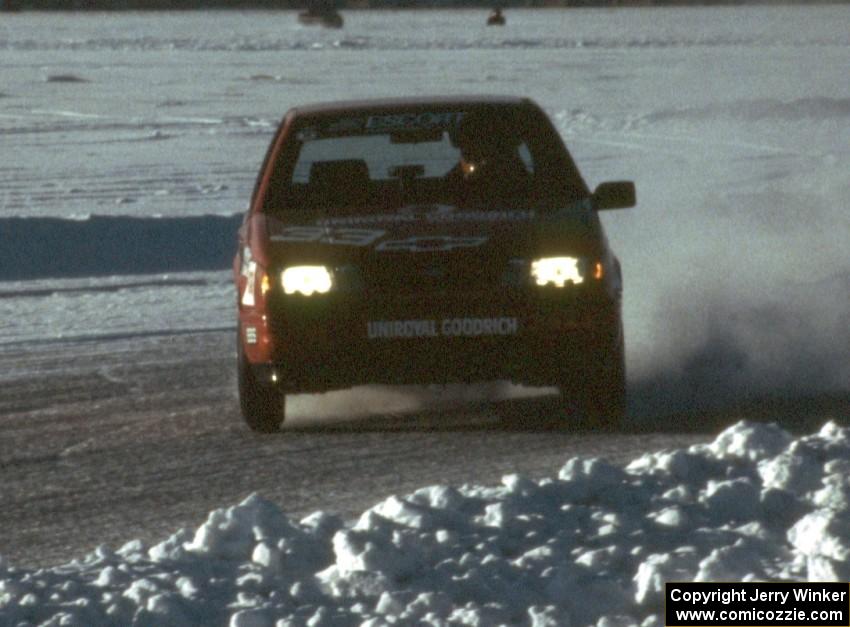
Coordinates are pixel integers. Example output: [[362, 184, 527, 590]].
[[240, 287, 622, 393]]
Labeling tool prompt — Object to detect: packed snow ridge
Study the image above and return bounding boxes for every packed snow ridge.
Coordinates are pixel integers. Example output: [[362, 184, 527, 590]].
[[3, 420, 850, 627]]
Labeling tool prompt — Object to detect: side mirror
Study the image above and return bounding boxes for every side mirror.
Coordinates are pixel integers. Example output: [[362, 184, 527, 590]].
[[592, 181, 635, 210]]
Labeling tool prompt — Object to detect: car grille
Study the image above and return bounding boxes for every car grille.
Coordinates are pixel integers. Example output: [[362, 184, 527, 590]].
[[363, 257, 505, 294]]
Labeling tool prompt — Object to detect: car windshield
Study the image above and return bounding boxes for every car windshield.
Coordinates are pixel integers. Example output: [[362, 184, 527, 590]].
[[292, 133, 472, 183], [262, 106, 588, 216]]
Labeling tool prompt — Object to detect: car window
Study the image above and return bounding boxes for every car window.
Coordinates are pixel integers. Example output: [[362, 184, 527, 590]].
[[292, 132, 460, 182], [518, 143, 534, 174]]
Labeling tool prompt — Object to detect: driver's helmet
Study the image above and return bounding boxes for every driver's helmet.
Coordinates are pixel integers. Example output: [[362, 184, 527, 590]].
[[451, 111, 521, 180]]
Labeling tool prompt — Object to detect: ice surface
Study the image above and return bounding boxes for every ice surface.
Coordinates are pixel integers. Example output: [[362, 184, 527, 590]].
[[2, 421, 850, 625], [2, 7, 848, 376], [2, 8, 848, 405]]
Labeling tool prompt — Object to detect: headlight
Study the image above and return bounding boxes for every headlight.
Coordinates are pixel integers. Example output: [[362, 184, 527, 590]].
[[531, 256, 584, 287], [281, 265, 333, 296]]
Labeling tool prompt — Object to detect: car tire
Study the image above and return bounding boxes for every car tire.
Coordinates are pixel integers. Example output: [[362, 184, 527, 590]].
[[557, 331, 626, 431], [237, 326, 285, 433]]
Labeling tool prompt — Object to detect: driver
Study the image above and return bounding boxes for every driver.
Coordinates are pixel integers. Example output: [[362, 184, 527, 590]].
[[447, 112, 530, 208]]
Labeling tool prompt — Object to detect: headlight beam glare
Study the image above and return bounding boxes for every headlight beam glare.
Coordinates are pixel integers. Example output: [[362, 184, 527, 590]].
[[531, 257, 583, 287], [281, 266, 333, 296]]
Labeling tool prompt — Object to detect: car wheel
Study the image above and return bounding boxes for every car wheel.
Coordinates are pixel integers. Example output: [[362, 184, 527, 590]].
[[237, 326, 285, 433], [557, 333, 626, 431]]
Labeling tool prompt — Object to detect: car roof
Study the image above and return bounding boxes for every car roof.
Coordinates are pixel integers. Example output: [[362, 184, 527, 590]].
[[287, 95, 535, 119]]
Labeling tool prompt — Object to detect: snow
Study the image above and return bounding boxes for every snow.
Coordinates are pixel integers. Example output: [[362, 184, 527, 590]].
[[2, 420, 850, 626]]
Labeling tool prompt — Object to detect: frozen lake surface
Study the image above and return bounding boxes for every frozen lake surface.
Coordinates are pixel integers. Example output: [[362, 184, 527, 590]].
[[1, 7, 847, 405]]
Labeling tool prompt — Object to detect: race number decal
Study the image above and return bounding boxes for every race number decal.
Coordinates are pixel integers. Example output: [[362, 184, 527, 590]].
[[376, 235, 488, 253], [270, 226, 385, 247]]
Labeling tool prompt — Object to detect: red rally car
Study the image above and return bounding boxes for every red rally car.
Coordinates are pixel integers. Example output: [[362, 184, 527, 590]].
[[234, 95, 635, 432]]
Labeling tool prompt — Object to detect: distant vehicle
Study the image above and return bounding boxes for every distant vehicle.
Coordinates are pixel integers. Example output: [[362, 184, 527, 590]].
[[487, 8, 506, 26], [234, 95, 635, 432], [298, 0, 343, 29]]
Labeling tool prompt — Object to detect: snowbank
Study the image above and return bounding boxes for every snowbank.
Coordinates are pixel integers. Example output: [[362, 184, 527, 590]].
[[2, 420, 850, 626]]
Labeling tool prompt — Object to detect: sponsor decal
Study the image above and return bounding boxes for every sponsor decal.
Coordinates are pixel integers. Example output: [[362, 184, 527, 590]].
[[318, 213, 417, 227], [245, 326, 258, 344], [317, 207, 536, 227], [316, 112, 464, 137], [441, 317, 519, 337], [269, 225, 490, 252], [376, 235, 488, 253], [270, 226, 385, 247], [365, 111, 464, 131], [368, 319, 438, 339], [428, 209, 535, 223], [367, 317, 519, 339]]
